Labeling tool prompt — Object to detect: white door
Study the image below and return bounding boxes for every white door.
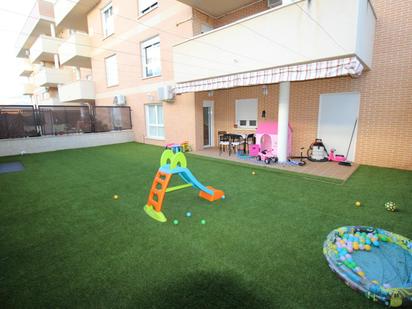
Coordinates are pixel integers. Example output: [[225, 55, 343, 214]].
[[203, 100, 214, 147], [318, 92, 360, 162]]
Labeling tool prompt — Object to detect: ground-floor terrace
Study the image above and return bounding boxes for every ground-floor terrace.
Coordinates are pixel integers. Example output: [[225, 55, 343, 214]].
[[120, 73, 411, 173]]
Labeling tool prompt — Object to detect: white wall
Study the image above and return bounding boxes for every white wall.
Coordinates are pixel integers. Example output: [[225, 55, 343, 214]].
[[356, 0, 376, 68], [59, 80, 96, 102], [173, 0, 376, 83], [30, 35, 62, 63], [0, 130, 135, 157], [59, 32, 92, 67]]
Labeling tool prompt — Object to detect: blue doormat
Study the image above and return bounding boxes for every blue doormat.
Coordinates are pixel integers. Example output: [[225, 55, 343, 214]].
[[0, 162, 25, 174]]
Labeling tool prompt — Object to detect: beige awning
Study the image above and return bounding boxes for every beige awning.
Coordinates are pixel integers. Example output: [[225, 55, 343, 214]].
[[176, 56, 363, 94]]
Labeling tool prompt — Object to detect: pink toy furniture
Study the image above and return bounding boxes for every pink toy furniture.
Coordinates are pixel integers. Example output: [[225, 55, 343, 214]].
[[255, 121, 292, 157], [249, 144, 260, 156]]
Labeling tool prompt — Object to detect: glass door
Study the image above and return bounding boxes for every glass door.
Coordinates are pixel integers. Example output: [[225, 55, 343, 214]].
[[202, 101, 214, 147]]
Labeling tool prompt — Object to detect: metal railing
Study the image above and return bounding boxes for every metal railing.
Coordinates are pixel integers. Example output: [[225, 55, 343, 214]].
[[0, 105, 132, 139], [0, 105, 38, 139]]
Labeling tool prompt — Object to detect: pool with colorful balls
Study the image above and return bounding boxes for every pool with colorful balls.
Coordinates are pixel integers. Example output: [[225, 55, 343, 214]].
[[324, 226, 412, 307]]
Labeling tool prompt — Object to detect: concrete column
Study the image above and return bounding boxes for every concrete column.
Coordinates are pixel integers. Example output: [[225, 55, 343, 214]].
[[75, 67, 81, 80], [50, 23, 56, 37], [50, 23, 60, 69], [277, 81, 290, 163]]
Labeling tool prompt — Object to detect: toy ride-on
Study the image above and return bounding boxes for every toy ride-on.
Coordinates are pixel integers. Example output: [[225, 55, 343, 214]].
[[328, 148, 347, 162], [256, 149, 278, 165]]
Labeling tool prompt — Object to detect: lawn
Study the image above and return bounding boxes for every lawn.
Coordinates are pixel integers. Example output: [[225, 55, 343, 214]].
[[0, 142, 411, 308]]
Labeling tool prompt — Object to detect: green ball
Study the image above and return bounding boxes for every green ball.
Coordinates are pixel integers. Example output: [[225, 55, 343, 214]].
[[173, 219, 179, 225], [200, 219, 206, 225]]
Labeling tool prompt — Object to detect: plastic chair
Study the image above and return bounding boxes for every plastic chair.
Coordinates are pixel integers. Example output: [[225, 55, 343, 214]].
[[218, 131, 230, 155]]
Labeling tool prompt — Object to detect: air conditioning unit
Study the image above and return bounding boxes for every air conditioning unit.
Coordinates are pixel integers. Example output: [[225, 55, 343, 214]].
[[113, 94, 126, 105], [268, 0, 282, 8], [157, 85, 175, 102]]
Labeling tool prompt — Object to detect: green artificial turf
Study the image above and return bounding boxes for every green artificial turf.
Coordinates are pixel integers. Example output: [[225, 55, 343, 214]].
[[0, 142, 411, 308]]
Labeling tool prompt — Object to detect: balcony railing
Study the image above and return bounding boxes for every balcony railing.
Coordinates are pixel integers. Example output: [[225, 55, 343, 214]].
[[15, 0, 54, 58], [22, 83, 35, 95], [173, 0, 376, 84], [30, 35, 62, 64], [18, 59, 35, 77], [0, 105, 132, 139], [33, 67, 73, 87], [58, 80, 95, 103], [59, 32, 92, 68]]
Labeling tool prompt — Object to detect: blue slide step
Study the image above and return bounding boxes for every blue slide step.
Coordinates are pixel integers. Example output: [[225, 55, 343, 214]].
[[177, 168, 214, 196]]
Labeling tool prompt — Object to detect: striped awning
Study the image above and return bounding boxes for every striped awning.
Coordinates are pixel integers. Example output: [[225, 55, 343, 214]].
[[176, 56, 363, 94]]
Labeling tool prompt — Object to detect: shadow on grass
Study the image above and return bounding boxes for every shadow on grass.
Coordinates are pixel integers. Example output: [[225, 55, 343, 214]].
[[137, 271, 276, 309]]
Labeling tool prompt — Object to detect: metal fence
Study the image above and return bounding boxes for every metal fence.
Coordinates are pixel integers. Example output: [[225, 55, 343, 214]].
[[0, 105, 132, 139], [0, 105, 38, 139], [94, 106, 132, 132]]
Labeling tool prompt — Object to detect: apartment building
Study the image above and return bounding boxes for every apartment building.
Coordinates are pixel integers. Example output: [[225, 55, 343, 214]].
[[16, 0, 95, 106], [17, 0, 411, 170]]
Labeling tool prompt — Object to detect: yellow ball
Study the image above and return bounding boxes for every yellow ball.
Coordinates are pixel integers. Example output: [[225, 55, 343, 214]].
[[355, 201, 361, 207], [252, 171, 256, 175], [113, 195, 119, 200]]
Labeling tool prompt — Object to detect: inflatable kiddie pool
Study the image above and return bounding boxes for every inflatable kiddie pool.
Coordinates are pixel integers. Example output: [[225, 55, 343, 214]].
[[323, 226, 412, 307]]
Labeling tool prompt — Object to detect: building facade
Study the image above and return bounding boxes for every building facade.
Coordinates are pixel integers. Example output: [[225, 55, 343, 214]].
[[17, 0, 412, 170]]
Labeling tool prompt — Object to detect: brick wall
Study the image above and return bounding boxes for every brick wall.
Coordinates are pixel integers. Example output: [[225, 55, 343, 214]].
[[192, 0, 412, 171], [215, 1, 268, 28], [192, 9, 216, 35], [192, 1, 269, 35]]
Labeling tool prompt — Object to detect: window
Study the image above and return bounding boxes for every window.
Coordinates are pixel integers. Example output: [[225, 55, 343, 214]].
[[145, 104, 164, 139], [101, 3, 114, 37], [139, 0, 158, 15], [235, 99, 258, 128], [141, 36, 161, 78], [105, 54, 119, 87], [200, 23, 213, 34]]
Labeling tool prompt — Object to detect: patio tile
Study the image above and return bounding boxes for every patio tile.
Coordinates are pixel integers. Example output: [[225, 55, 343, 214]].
[[192, 148, 358, 181]]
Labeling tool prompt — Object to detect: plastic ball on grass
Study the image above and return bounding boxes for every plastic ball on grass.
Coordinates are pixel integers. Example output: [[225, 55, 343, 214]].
[[385, 201, 397, 212], [113, 195, 119, 200], [355, 201, 361, 207], [252, 171, 256, 175], [173, 219, 179, 225], [200, 219, 206, 225], [185, 211, 192, 218]]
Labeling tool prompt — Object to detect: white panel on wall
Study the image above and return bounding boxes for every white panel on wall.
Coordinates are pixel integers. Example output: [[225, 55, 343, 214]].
[[318, 92, 360, 162]]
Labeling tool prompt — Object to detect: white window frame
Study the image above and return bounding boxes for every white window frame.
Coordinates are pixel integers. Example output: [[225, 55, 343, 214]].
[[139, 0, 158, 16], [141, 36, 161, 79], [101, 3, 114, 38], [104, 54, 119, 87], [235, 99, 258, 129], [145, 104, 164, 139]]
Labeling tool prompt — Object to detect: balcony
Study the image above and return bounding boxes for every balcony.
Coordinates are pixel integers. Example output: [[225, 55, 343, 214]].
[[173, 0, 376, 84], [22, 83, 35, 95], [58, 80, 95, 103], [30, 35, 62, 64], [33, 67, 73, 87], [18, 59, 35, 77], [38, 97, 60, 105], [16, 0, 55, 58], [177, 0, 260, 18], [59, 32, 92, 68], [54, 0, 100, 32]]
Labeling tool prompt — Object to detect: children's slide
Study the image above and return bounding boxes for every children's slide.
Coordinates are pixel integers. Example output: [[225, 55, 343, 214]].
[[177, 168, 214, 196], [144, 150, 225, 222]]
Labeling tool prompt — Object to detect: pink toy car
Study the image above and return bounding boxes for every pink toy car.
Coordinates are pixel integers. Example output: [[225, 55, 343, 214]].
[[256, 149, 278, 164]]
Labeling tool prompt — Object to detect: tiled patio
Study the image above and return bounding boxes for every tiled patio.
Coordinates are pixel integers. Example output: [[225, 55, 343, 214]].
[[193, 148, 359, 181]]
